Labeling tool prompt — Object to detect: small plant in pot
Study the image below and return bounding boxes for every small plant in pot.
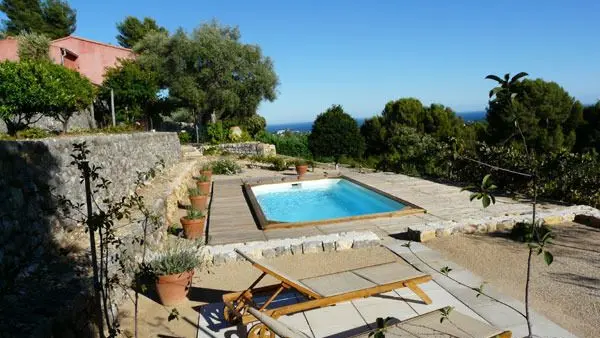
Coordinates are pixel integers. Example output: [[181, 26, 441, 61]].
[[150, 245, 201, 306], [295, 159, 309, 177], [180, 207, 205, 240], [200, 164, 212, 181], [195, 174, 211, 195], [188, 187, 207, 212]]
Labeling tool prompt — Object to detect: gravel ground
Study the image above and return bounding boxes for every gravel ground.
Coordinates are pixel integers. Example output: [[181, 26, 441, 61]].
[[426, 222, 600, 338]]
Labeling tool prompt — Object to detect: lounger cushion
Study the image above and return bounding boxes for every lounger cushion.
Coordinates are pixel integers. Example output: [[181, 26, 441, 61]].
[[352, 262, 426, 285]]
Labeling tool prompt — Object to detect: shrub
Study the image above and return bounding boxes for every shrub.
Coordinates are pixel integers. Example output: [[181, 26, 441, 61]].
[[202, 146, 222, 156], [178, 131, 192, 144], [194, 175, 210, 182], [308, 104, 365, 162], [294, 159, 307, 166], [211, 159, 242, 175], [206, 121, 228, 144], [510, 222, 552, 243], [244, 115, 267, 137], [187, 188, 204, 197], [269, 157, 288, 171], [149, 246, 201, 276], [255, 131, 312, 158], [185, 207, 204, 220], [16, 127, 51, 139]]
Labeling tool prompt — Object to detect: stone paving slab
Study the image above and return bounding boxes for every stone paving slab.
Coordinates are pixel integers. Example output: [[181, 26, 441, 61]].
[[197, 239, 579, 338]]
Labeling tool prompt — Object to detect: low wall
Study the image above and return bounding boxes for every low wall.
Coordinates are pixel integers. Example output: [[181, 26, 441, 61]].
[[0, 110, 96, 133], [202, 142, 276, 156]]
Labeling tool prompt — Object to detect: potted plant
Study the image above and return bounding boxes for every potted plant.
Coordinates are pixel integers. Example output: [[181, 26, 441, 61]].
[[150, 246, 200, 306], [188, 187, 207, 211], [195, 175, 211, 195], [180, 207, 205, 240], [295, 159, 309, 177], [200, 164, 212, 181]]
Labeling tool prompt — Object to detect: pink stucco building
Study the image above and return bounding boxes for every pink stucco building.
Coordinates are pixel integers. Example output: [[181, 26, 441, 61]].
[[0, 35, 135, 85]]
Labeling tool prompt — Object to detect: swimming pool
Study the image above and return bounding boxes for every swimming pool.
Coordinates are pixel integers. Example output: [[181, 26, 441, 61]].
[[246, 177, 425, 229]]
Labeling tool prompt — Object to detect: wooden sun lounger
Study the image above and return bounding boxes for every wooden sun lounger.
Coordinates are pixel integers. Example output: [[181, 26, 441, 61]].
[[246, 307, 512, 338], [222, 248, 433, 327]]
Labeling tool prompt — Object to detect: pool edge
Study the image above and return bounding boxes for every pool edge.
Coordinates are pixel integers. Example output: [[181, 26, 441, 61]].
[[242, 174, 427, 230]]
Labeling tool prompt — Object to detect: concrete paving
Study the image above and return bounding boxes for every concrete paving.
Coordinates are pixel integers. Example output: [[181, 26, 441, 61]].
[[196, 238, 578, 338]]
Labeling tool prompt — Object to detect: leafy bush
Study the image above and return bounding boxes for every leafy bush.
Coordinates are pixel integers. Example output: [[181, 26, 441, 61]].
[[185, 207, 204, 219], [187, 188, 204, 197], [510, 222, 552, 243], [178, 131, 192, 144], [194, 175, 210, 182], [210, 159, 242, 175], [202, 146, 222, 156], [308, 105, 365, 162], [206, 121, 228, 144], [16, 127, 51, 139], [149, 246, 201, 276], [269, 157, 288, 171], [255, 130, 312, 158]]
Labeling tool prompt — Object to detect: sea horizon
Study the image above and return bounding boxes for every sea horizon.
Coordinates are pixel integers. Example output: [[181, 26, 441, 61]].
[[267, 111, 486, 133]]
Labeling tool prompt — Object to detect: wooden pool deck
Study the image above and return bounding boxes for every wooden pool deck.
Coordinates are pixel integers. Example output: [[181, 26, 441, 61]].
[[206, 168, 560, 245]]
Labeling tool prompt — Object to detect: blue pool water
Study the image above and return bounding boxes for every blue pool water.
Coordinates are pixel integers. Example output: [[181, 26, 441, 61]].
[[252, 179, 406, 223]]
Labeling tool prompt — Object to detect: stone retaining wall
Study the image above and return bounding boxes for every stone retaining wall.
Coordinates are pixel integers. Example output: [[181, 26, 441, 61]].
[[201, 142, 276, 156], [406, 205, 600, 242], [0, 110, 96, 133], [207, 231, 381, 265]]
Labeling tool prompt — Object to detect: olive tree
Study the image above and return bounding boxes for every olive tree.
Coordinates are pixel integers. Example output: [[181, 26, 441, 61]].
[[135, 20, 279, 123]]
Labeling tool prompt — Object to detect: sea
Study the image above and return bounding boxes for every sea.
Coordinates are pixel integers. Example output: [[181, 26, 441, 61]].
[[266, 111, 486, 133]]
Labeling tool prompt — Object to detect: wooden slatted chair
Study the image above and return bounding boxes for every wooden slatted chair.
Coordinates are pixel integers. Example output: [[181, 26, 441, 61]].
[[222, 248, 433, 328], [245, 307, 512, 338]]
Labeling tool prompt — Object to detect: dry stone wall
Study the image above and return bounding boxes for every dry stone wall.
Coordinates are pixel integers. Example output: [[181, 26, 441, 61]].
[[202, 142, 276, 156]]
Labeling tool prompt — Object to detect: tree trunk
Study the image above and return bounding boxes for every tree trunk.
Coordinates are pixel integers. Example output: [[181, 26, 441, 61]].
[[4, 119, 26, 136], [61, 118, 69, 134]]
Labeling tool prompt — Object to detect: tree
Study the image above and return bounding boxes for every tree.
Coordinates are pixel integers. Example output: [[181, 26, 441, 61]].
[[39, 0, 76, 39], [360, 116, 387, 155], [0, 0, 76, 39], [486, 76, 582, 152], [135, 20, 278, 123], [100, 60, 159, 124], [0, 0, 45, 35], [574, 101, 600, 153], [382, 97, 423, 129], [47, 62, 94, 132], [0, 60, 93, 134], [308, 104, 365, 162], [116, 16, 167, 48], [16, 31, 50, 61]]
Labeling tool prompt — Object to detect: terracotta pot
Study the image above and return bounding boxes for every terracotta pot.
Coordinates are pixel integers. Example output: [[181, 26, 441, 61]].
[[200, 170, 212, 181], [296, 165, 308, 177], [180, 216, 205, 240], [196, 180, 211, 195], [155, 270, 194, 306], [189, 195, 207, 211]]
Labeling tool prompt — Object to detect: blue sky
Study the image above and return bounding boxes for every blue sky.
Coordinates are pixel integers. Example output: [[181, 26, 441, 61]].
[[4, 1, 600, 123]]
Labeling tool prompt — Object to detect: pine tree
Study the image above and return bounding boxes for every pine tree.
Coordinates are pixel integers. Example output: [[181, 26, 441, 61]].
[[0, 0, 76, 39]]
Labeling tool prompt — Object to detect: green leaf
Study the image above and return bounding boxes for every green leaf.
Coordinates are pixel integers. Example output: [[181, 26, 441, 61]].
[[510, 72, 529, 84], [485, 75, 504, 83], [482, 174, 492, 187], [440, 266, 453, 275], [482, 195, 491, 208], [543, 251, 554, 265], [489, 194, 496, 205], [469, 193, 477, 202], [168, 308, 180, 322]]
